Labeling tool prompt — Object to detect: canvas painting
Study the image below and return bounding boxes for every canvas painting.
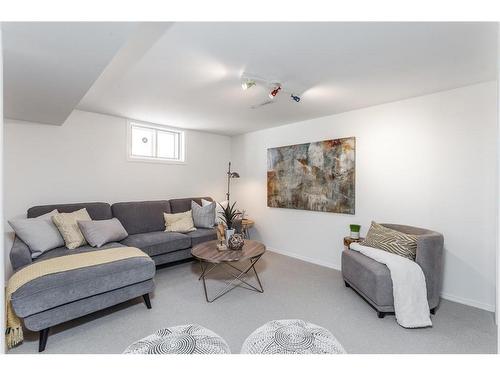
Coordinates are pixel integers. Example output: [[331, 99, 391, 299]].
[[267, 137, 355, 214]]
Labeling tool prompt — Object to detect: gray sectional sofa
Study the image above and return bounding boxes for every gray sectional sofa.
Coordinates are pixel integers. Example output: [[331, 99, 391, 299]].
[[9, 197, 217, 352]]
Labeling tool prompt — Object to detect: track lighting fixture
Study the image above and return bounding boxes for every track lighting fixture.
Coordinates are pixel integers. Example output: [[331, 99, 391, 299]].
[[240, 72, 303, 109], [269, 86, 281, 99], [241, 79, 256, 90]]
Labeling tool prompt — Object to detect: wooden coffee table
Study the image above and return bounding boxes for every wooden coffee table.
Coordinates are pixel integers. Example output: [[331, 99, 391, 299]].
[[191, 240, 266, 303]]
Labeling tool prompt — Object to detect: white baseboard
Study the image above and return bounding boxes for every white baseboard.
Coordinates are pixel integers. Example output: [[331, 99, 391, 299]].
[[440, 292, 495, 312], [268, 248, 496, 313], [267, 247, 341, 271]]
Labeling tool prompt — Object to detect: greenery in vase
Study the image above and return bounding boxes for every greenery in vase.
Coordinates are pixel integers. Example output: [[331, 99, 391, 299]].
[[219, 201, 239, 229], [350, 224, 361, 233]]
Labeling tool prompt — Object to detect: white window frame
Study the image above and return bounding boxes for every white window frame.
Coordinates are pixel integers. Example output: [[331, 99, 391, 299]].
[[127, 120, 186, 164]]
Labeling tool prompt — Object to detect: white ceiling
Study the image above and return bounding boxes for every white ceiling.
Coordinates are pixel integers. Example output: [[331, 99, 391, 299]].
[[2, 22, 138, 124], [4, 22, 498, 134]]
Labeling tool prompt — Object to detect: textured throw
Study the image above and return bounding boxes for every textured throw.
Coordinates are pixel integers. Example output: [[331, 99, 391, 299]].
[[5, 247, 149, 349], [350, 242, 432, 328], [361, 221, 417, 260]]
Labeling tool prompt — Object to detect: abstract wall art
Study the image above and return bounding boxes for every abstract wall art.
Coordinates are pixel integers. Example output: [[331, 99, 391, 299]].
[[267, 137, 355, 214]]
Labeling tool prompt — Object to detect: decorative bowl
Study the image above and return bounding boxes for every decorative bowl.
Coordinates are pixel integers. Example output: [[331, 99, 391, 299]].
[[228, 233, 244, 250]]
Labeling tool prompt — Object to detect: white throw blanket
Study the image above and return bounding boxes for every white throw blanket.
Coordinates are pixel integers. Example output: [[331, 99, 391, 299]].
[[349, 243, 432, 328]]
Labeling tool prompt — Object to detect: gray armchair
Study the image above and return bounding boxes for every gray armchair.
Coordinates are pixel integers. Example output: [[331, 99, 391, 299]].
[[341, 224, 444, 318]]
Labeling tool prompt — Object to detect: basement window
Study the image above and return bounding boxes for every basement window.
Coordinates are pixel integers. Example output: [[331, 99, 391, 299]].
[[128, 121, 185, 163]]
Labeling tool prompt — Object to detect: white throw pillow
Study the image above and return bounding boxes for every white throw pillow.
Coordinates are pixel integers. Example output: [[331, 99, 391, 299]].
[[164, 210, 196, 233], [8, 210, 64, 259]]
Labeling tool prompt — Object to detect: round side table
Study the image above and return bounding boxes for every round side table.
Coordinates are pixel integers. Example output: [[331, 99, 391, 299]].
[[241, 219, 255, 239], [191, 239, 265, 303]]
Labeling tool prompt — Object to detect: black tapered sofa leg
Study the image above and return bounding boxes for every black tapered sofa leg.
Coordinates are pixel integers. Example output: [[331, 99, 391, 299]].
[[344, 281, 350, 288], [377, 311, 385, 319], [143, 293, 152, 309], [430, 307, 436, 315], [39, 328, 49, 352]]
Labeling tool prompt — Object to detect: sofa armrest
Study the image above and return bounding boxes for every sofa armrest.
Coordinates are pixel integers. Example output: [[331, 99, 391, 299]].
[[415, 231, 444, 308], [10, 236, 33, 271]]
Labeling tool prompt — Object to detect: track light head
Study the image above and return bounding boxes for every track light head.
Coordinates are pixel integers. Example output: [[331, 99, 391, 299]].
[[241, 79, 256, 90], [269, 86, 281, 99], [291, 94, 301, 103]]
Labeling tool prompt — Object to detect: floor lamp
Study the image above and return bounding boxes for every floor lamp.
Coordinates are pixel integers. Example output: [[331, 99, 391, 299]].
[[226, 162, 240, 202]]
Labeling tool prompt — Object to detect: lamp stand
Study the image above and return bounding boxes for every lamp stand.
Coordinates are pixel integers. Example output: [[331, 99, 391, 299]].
[[226, 162, 232, 202]]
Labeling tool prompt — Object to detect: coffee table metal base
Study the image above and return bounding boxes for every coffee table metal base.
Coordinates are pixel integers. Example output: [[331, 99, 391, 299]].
[[197, 255, 264, 303]]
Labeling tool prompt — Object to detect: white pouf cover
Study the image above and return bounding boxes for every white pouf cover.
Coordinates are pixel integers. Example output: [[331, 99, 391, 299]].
[[123, 324, 230, 354], [241, 319, 346, 354]]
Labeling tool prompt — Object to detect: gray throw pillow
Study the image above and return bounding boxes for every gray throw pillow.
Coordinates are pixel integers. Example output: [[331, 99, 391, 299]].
[[8, 209, 65, 259], [192, 200, 216, 229], [78, 218, 128, 247]]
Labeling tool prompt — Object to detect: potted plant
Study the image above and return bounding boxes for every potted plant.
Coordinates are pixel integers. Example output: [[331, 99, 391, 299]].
[[350, 224, 361, 240], [219, 201, 239, 244]]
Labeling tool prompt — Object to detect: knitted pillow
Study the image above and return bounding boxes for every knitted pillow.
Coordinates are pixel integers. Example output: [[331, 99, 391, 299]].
[[361, 221, 417, 260], [164, 210, 196, 233], [52, 208, 92, 249]]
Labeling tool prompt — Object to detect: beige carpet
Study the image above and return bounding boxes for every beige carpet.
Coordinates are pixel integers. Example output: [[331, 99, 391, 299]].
[[9, 251, 497, 354]]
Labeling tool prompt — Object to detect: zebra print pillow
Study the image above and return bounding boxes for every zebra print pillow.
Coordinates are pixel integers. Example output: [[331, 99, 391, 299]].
[[360, 221, 417, 260]]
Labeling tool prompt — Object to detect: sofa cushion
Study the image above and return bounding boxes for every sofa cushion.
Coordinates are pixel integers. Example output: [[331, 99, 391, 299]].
[[169, 197, 213, 214], [28, 202, 112, 220], [187, 228, 217, 247], [341, 249, 394, 307], [120, 231, 191, 257], [52, 208, 92, 249], [112, 201, 171, 235], [164, 210, 196, 233], [78, 218, 128, 247], [192, 201, 216, 229], [11, 254, 155, 318], [361, 221, 417, 260], [8, 210, 64, 258]]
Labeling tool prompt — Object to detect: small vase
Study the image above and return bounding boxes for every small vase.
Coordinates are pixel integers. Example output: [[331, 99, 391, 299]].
[[350, 231, 360, 240], [225, 228, 235, 245]]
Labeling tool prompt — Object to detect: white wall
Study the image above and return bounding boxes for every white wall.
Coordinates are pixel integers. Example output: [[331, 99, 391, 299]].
[[496, 27, 500, 349], [231, 81, 498, 312], [1, 23, 6, 354], [3, 109, 231, 277]]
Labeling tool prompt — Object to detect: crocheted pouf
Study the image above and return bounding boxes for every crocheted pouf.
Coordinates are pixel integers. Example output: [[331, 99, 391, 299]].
[[123, 324, 230, 354], [241, 319, 346, 354]]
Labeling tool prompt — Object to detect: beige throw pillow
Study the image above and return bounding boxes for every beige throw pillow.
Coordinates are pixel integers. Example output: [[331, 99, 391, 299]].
[[361, 221, 417, 260], [164, 210, 196, 233], [52, 208, 92, 249]]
